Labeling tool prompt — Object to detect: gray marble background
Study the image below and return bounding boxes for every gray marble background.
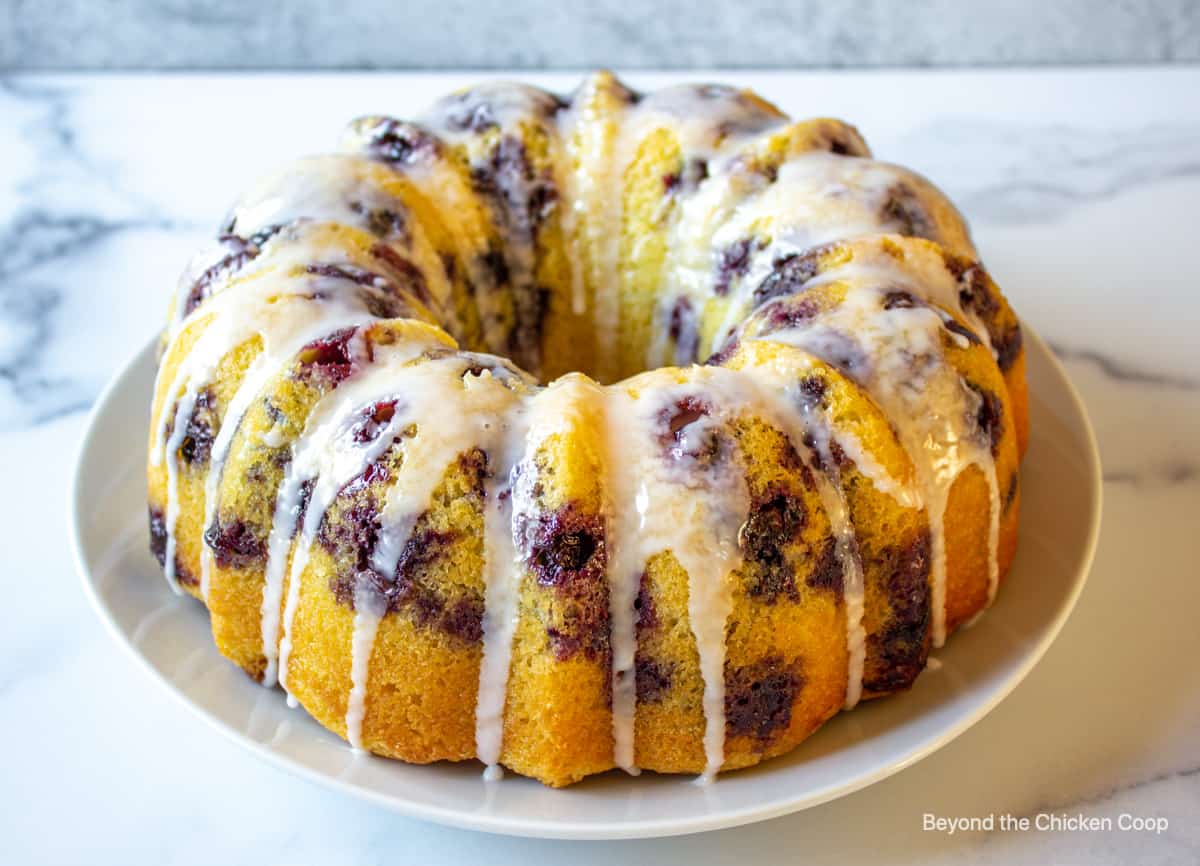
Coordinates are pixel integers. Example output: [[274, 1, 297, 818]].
[[3, 0, 1199, 70]]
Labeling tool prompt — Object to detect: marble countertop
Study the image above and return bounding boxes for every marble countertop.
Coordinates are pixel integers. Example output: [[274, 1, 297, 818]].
[[6, 0, 1200, 69], [2, 68, 1198, 864]]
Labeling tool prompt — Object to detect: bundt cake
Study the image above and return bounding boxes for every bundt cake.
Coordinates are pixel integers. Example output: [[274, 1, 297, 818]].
[[146, 72, 1028, 787]]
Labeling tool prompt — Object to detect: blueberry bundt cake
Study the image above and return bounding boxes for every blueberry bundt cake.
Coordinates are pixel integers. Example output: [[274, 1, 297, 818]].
[[147, 72, 1028, 787]]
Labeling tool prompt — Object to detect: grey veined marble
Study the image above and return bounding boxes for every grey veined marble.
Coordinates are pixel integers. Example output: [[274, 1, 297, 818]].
[[2, 0, 1199, 70]]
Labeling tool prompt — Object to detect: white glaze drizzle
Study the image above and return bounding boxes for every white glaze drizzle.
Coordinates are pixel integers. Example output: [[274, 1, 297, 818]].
[[640, 144, 978, 368], [753, 276, 1001, 647], [604, 369, 753, 781], [476, 374, 604, 779], [277, 349, 498, 709], [335, 117, 519, 357], [749, 366, 868, 709], [552, 88, 593, 319], [561, 77, 623, 382], [421, 82, 587, 370], [225, 154, 462, 339], [792, 409, 867, 709], [423, 87, 544, 357], [336, 359, 522, 749], [474, 414, 526, 780], [578, 81, 783, 381], [259, 332, 430, 688], [600, 381, 643, 776], [345, 582, 387, 750], [154, 219, 434, 604], [273, 337, 403, 695], [159, 214, 442, 603], [703, 360, 870, 709], [788, 249, 1001, 615], [196, 236, 406, 601], [152, 260, 386, 598], [709, 156, 974, 355], [602, 363, 874, 779], [158, 385, 199, 594], [828, 426, 921, 509]]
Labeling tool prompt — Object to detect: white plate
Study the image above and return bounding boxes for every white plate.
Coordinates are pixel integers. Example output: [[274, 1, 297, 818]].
[[71, 325, 1101, 840]]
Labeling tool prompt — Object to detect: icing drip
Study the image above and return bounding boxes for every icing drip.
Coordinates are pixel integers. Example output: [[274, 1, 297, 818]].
[[275, 350, 525, 716], [644, 143, 979, 367], [198, 352, 271, 601], [259, 466, 304, 688], [828, 426, 920, 509], [346, 583, 387, 750], [707, 362, 870, 710], [784, 384, 867, 709], [605, 368, 765, 781], [199, 260, 397, 602], [983, 428, 1002, 605], [477, 375, 604, 779], [335, 117, 521, 358], [474, 440, 524, 780], [289, 356, 520, 741], [269, 334, 421, 694], [828, 484, 865, 710], [472, 393, 536, 779], [531, 98, 586, 319], [225, 155, 462, 340], [421, 83, 586, 374], [152, 262, 387, 600], [159, 386, 200, 594], [600, 388, 641, 775], [558, 181, 587, 318], [258, 333, 423, 687], [702, 155, 970, 354], [577, 81, 783, 381], [560, 79, 622, 382], [345, 360, 522, 749], [754, 281, 1001, 647]]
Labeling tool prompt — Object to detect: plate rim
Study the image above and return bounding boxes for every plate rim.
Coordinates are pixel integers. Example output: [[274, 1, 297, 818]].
[[70, 323, 1103, 840]]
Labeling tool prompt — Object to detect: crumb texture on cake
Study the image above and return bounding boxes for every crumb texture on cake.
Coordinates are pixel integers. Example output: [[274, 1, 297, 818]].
[[146, 71, 1028, 787]]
